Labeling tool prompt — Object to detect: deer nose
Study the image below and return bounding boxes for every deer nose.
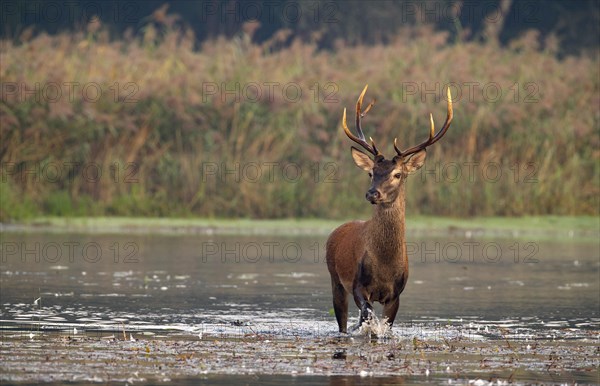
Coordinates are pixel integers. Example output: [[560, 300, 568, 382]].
[[366, 189, 380, 203]]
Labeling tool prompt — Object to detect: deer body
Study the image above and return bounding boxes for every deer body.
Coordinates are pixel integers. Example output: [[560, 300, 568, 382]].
[[326, 85, 453, 333]]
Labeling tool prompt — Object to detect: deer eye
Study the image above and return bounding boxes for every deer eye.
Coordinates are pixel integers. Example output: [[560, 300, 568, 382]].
[[368, 172, 373, 178], [394, 173, 402, 179]]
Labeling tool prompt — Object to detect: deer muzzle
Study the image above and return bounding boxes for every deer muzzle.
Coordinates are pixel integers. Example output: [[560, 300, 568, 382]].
[[366, 188, 381, 204]]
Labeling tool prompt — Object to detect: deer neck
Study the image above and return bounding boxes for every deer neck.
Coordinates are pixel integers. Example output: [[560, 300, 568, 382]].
[[366, 185, 407, 263]]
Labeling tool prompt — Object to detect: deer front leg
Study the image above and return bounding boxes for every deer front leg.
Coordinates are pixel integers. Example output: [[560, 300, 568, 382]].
[[351, 285, 373, 331], [382, 296, 400, 326]]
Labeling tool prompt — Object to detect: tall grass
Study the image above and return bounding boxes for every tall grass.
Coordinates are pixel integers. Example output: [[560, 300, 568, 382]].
[[1, 22, 598, 220]]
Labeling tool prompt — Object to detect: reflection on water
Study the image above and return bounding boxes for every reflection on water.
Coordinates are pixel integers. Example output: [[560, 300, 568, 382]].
[[1, 231, 599, 383]]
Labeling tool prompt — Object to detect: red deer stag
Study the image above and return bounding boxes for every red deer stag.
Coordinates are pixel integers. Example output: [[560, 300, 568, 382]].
[[326, 85, 453, 333]]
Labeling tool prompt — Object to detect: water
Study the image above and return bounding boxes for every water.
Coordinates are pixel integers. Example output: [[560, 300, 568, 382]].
[[1, 231, 599, 384]]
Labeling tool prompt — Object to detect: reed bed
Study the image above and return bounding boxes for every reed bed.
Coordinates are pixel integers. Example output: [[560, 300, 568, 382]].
[[1, 22, 598, 220]]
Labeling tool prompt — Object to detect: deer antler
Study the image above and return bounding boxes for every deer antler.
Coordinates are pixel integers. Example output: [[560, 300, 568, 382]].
[[342, 85, 380, 157], [395, 87, 453, 157]]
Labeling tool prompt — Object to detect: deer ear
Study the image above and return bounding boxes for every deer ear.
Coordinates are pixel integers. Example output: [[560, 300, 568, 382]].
[[404, 150, 427, 174], [351, 147, 374, 172]]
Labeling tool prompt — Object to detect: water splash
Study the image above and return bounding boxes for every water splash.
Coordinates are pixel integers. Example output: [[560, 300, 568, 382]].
[[357, 311, 391, 338]]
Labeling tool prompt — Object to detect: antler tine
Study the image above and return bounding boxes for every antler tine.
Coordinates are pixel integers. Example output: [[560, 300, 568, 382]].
[[355, 85, 368, 140], [356, 85, 375, 141], [393, 138, 401, 155], [342, 85, 380, 157], [362, 99, 375, 117], [369, 136, 379, 155], [398, 87, 453, 157]]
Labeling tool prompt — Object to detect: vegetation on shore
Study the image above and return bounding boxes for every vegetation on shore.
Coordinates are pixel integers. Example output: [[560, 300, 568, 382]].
[[1, 16, 598, 221], [5, 216, 597, 242]]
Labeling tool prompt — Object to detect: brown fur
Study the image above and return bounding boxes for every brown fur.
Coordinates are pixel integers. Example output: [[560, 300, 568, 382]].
[[325, 152, 424, 333], [328, 85, 452, 333]]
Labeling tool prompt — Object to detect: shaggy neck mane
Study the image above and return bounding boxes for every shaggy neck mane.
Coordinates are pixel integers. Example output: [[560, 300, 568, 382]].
[[366, 184, 406, 261]]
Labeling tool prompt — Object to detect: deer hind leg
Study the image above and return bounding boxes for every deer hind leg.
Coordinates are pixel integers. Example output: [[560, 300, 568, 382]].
[[331, 281, 349, 333]]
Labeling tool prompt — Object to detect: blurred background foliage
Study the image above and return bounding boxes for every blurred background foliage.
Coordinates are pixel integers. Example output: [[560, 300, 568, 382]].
[[0, 0, 598, 220]]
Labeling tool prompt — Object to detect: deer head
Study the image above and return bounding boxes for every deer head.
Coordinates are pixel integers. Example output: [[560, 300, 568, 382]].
[[343, 85, 453, 206]]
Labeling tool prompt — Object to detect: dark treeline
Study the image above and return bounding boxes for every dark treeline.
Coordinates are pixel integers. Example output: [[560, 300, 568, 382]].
[[1, 0, 598, 55]]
